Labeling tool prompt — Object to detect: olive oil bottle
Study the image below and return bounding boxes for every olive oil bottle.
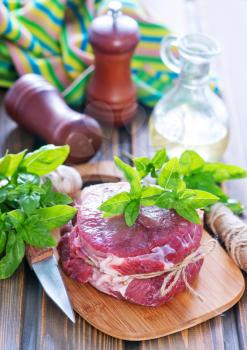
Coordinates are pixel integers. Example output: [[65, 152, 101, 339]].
[[149, 34, 229, 161]]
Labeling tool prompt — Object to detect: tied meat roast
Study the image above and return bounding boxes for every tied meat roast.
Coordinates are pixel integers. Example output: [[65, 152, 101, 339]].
[[58, 182, 204, 306]]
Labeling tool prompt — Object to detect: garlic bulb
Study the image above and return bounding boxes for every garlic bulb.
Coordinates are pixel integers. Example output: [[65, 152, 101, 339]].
[[45, 165, 82, 197]]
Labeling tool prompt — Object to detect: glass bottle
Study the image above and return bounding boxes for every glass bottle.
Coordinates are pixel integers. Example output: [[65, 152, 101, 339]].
[[149, 33, 229, 161]]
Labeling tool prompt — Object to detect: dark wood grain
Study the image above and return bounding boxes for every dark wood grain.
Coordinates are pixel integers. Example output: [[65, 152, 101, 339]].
[[0, 266, 25, 350], [1, 0, 247, 348]]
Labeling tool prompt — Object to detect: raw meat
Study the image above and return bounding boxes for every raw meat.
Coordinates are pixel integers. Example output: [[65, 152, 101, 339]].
[[58, 182, 204, 306]]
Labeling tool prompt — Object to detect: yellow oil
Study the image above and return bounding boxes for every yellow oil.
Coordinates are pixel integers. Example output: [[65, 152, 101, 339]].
[[149, 107, 229, 162]]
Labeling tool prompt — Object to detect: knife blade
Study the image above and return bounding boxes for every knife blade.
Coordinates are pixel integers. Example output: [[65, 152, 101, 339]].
[[26, 246, 75, 323]]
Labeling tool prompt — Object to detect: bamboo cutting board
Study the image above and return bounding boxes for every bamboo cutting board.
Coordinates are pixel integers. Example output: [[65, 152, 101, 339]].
[[61, 161, 245, 341]]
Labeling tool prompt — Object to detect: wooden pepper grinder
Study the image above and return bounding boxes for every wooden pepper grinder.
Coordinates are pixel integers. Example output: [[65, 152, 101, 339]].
[[4, 74, 102, 164], [86, 1, 140, 127]]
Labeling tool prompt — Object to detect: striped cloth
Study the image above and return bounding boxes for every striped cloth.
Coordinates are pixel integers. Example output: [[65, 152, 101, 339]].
[[0, 0, 219, 107]]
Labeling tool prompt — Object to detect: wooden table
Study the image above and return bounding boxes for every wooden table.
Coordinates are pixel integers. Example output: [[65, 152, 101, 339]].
[[1, 0, 247, 349]]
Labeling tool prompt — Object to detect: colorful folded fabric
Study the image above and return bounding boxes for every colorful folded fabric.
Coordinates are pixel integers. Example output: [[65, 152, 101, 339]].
[[0, 0, 219, 108]]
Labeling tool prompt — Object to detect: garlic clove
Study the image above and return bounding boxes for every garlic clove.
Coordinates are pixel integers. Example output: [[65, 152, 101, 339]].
[[44, 165, 83, 197]]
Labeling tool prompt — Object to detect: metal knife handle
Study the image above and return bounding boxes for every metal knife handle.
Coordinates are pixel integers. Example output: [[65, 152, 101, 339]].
[[26, 246, 53, 265]]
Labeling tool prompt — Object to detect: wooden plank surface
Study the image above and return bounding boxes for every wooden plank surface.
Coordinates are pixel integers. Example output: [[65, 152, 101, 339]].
[[0, 0, 247, 349]]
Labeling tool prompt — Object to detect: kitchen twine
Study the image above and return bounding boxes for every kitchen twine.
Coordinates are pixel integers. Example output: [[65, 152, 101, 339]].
[[85, 239, 217, 301], [207, 203, 247, 272]]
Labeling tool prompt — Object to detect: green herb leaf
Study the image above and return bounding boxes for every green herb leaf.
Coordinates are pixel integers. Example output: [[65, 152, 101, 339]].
[[141, 186, 164, 206], [179, 150, 204, 175], [158, 157, 180, 190], [21, 218, 56, 248], [0, 231, 25, 279], [225, 199, 244, 214], [0, 231, 6, 254], [134, 150, 168, 179], [40, 180, 72, 206], [17, 173, 40, 185], [184, 172, 227, 200], [203, 162, 247, 182], [21, 145, 70, 176], [33, 205, 77, 230], [133, 157, 150, 178], [151, 149, 168, 170], [41, 191, 72, 207], [0, 150, 26, 177], [0, 188, 7, 204], [99, 192, 130, 215], [124, 199, 140, 227], [180, 189, 219, 208], [7, 209, 25, 229], [155, 191, 178, 209], [19, 193, 40, 214], [175, 204, 201, 225], [114, 156, 141, 196]]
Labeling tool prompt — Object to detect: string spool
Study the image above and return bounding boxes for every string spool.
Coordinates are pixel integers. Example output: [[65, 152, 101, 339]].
[[206, 202, 247, 272]]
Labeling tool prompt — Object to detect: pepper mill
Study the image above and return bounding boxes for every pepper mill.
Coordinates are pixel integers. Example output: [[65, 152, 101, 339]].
[[4, 74, 102, 164], [86, 1, 140, 127]]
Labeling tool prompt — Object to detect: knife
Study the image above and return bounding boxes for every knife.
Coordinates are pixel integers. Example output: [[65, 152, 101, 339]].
[[26, 245, 75, 323]]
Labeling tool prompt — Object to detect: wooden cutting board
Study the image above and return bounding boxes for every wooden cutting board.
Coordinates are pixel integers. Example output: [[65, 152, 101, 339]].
[[61, 161, 245, 341], [62, 231, 245, 341]]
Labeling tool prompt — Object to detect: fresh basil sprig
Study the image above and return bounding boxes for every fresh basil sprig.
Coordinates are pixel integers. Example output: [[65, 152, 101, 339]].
[[0, 144, 77, 279], [100, 157, 142, 226], [99, 154, 218, 226], [99, 149, 247, 226], [133, 149, 168, 178], [180, 150, 247, 214]]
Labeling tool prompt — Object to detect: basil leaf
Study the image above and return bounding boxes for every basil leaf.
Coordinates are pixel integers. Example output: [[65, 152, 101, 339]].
[[41, 191, 72, 207], [0, 188, 7, 203], [225, 199, 244, 214], [179, 150, 204, 175], [114, 156, 141, 196], [180, 189, 218, 208], [133, 157, 150, 178], [175, 204, 201, 225], [40, 180, 72, 206], [185, 172, 228, 200], [177, 179, 186, 193], [158, 157, 180, 190], [0, 231, 6, 254], [99, 192, 130, 215], [19, 193, 40, 214], [33, 205, 77, 230], [7, 184, 29, 202], [141, 186, 164, 206], [133, 150, 168, 179], [124, 199, 140, 227], [151, 149, 168, 169], [0, 231, 25, 279], [17, 173, 40, 185], [155, 191, 178, 209], [21, 145, 70, 176], [7, 209, 25, 229], [203, 163, 247, 182], [21, 220, 56, 248], [0, 150, 26, 177]]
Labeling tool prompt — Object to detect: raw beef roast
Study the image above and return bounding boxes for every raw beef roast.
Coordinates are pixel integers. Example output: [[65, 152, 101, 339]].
[[58, 182, 204, 306]]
